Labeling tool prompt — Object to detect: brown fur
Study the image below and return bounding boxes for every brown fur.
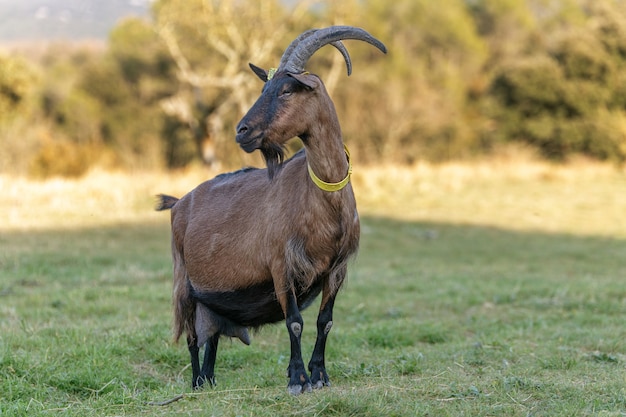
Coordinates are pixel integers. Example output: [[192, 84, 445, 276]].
[[157, 25, 386, 392], [165, 152, 359, 329], [158, 70, 360, 392], [160, 72, 359, 334]]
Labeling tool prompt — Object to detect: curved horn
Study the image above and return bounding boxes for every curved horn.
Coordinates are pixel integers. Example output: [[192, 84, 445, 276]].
[[278, 30, 353, 75], [278, 26, 387, 75]]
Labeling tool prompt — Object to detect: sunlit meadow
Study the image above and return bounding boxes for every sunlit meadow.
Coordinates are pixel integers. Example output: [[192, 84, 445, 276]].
[[1, 157, 625, 416]]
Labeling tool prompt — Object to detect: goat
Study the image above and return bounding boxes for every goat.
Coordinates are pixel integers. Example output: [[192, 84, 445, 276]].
[[156, 26, 386, 395]]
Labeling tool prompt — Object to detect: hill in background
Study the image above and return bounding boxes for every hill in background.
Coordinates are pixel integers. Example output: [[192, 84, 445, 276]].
[[0, 0, 151, 42]]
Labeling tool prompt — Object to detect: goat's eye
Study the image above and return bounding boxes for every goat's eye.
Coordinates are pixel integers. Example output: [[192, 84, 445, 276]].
[[280, 88, 293, 97]]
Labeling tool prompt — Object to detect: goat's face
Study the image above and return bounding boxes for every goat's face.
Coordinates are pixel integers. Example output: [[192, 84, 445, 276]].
[[236, 67, 324, 171], [236, 68, 322, 152]]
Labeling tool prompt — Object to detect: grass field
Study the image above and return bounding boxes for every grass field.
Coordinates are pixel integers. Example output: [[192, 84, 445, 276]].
[[1, 159, 626, 416]]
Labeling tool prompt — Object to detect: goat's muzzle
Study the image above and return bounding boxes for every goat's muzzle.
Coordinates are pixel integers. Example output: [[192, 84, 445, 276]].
[[235, 122, 262, 153]]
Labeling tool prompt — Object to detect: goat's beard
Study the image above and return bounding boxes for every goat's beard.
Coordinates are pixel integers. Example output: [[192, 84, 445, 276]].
[[261, 142, 286, 180]]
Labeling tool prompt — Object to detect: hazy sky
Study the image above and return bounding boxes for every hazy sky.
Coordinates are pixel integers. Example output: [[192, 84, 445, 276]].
[[0, 0, 152, 41]]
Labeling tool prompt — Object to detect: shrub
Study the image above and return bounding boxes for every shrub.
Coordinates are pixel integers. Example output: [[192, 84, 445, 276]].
[[29, 137, 105, 178]]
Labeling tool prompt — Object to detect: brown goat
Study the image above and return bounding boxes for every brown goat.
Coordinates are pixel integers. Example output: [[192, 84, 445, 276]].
[[157, 26, 386, 395]]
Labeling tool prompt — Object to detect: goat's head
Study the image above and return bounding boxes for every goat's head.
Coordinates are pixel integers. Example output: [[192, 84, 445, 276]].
[[235, 26, 387, 179]]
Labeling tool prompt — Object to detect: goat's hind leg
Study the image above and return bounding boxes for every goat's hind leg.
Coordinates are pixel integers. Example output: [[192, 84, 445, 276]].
[[200, 333, 220, 387], [188, 333, 220, 389], [187, 335, 203, 389], [192, 303, 222, 389]]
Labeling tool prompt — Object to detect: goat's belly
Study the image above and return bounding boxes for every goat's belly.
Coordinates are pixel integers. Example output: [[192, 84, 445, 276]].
[[184, 234, 270, 291], [190, 280, 323, 328]]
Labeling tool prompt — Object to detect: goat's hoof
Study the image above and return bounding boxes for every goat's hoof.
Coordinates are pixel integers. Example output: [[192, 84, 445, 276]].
[[192, 375, 216, 390], [312, 379, 331, 389], [288, 382, 312, 396], [310, 369, 331, 389]]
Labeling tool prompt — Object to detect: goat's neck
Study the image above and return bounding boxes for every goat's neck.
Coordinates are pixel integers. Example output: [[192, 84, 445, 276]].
[[301, 104, 349, 187]]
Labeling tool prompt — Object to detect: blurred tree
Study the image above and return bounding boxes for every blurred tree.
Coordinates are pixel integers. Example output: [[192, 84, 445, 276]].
[[28, 46, 109, 177], [485, 0, 626, 161], [153, 0, 321, 167], [78, 17, 177, 169], [0, 54, 38, 123], [0, 54, 40, 173], [5, 0, 626, 177], [341, 0, 489, 162]]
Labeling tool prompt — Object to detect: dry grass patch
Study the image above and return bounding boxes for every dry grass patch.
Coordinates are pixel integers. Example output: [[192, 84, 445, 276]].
[[0, 168, 215, 230], [2, 158, 625, 236], [352, 158, 626, 237]]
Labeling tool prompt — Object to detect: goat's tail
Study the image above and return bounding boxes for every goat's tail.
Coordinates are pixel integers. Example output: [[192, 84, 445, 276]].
[[155, 194, 179, 211]]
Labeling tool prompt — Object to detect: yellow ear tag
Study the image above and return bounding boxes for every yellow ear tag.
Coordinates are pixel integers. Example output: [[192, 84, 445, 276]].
[[267, 68, 277, 81]]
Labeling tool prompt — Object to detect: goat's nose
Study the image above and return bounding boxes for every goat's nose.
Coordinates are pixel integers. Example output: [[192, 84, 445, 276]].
[[236, 123, 248, 135]]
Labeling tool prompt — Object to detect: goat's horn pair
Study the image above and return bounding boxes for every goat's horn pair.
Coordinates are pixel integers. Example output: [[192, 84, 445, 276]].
[[278, 26, 387, 76]]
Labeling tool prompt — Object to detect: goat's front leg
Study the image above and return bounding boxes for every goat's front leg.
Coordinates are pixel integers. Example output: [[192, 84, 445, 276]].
[[285, 290, 312, 395], [308, 293, 335, 389]]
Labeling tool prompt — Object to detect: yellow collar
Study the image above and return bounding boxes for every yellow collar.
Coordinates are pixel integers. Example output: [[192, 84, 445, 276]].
[[307, 145, 352, 192]]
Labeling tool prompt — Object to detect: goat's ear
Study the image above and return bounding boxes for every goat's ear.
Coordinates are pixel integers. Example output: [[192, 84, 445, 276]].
[[249, 63, 268, 82], [288, 72, 319, 90]]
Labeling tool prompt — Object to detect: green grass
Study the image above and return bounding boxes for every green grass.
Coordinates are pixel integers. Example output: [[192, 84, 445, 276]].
[[1, 167, 626, 416]]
